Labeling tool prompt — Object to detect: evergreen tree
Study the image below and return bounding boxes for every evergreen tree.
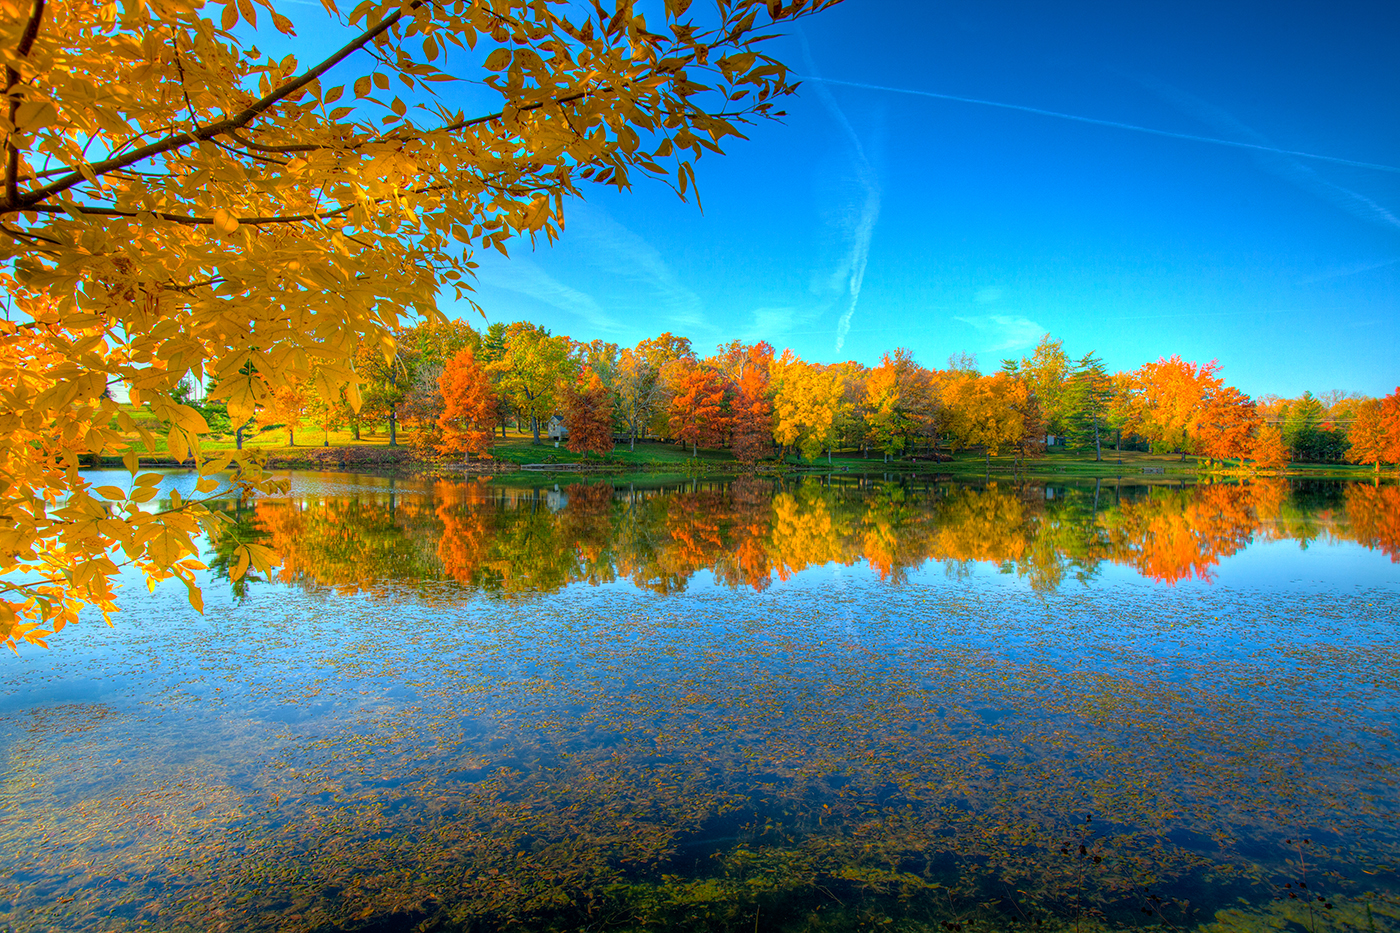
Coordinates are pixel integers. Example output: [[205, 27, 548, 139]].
[[1064, 352, 1113, 460]]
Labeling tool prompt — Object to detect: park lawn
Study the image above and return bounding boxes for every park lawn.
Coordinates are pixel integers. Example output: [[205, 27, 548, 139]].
[[104, 408, 1388, 477], [487, 434, 740, 467]]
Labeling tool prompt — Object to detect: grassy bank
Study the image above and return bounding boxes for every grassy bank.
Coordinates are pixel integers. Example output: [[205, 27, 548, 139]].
[[96, 411, 1394, 481]]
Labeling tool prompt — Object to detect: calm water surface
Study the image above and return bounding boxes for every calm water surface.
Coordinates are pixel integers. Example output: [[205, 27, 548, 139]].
[[3, 474, 1399, 933]]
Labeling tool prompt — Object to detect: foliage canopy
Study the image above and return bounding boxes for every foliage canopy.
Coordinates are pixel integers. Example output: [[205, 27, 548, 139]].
[[0, 0, 838, 649]]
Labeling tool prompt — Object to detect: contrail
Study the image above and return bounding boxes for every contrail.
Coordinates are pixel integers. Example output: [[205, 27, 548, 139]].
[[798, 35, 881, 355], [804, 77, 1400, 174]]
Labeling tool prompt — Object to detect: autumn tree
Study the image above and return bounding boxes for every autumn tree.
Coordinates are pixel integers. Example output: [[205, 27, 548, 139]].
[[0, 0, 838, 649], [666, 361, 728, 457], [357, 339, 416, 447], [561, 372, 615, 457], [637, 332, 697, 439], [262, 382, 310, 447], [1349, 389, 1400, 473], [1249, 423, 1289, 473], [1003, 334, 1071, 438], [863, 350, 919, 461], [1196, 385, 1258, 465], [1117, 355, 1225, 460], [943, 372, 1031, 472], [614, 348, 663, 451], [436, 348, 497, 461], [714, 341, 775, 464], [770, 350, 845, 462]]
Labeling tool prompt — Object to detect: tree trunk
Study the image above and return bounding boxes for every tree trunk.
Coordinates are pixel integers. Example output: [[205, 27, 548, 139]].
[[323, 433, 329, 446], [236, 425, 244, 450], [287, 427, 295, 446], [388, 409, 397, 447], [692, 438, 697, 458], [1092, 415, 1101, 462], [531, 415, 541, 444]]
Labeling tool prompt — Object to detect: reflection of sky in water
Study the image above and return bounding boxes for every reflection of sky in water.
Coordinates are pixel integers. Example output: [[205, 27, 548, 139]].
[[3, 477, 1400, 932], [77, 468, 428, 501]]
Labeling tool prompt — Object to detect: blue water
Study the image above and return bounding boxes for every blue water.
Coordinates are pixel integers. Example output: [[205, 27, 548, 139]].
[[2, 476, 1398, 932]]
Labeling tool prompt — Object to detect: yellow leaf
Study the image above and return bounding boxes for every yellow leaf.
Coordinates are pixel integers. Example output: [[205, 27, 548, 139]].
[[212, 208, 239, 235]]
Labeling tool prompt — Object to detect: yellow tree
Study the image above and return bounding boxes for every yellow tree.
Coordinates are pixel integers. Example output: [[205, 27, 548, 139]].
[[0, 0, 839, 649], [770, 350, 845, 462], [261, 382, 309, 447], [863, 349, 919, 461], [943, 372, 1028, 472]]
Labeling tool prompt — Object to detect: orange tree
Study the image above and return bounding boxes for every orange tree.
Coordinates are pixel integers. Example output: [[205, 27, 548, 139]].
[[561, 371, 615, 456], [666, 360, 727, 457], [1349, 388, 1400, 473], [437, 348, 497, 460], [0, 0, 840, 650]]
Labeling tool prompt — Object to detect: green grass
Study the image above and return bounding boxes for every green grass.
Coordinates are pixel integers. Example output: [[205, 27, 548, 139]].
[[100, 409, 1395, 479]]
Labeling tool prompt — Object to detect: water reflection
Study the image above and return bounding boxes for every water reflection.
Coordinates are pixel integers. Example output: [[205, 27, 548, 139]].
[[3, 478, 1398, 933], [222, 477, 1400, 597]]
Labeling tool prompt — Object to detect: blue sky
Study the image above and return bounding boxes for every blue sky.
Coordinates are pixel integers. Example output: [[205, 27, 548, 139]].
[[266, 0, 1400, 396]]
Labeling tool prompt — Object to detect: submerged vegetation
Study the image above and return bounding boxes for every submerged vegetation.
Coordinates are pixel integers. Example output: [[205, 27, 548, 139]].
[[3, 476, 1398, 932]]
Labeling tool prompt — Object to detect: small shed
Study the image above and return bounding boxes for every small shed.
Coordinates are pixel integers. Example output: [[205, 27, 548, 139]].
[[546, 414, 568, 441]]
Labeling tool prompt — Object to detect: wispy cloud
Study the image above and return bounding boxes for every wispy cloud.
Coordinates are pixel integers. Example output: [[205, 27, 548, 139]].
[[743, 306, 799, 342], [1132, 75, 1400, 236], [473, 254, 620, 334], [474, 202, 709, 340], [803, 76, 1400, 175], [567, 203, 710, 335], [955, 314, 1045, 353], [800, 33, 882, 354], [1300, 257, 1400, 284]]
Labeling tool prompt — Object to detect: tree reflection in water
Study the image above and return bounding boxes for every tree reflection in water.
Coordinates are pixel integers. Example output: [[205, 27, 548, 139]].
[[233, 476, 1398, 597], [2, 478, 1397, 933]]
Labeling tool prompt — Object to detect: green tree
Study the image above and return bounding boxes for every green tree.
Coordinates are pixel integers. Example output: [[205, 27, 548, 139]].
[[1281, 391, 1325, 459], [493, 322, 576, 444], [1003, 334, 1072, 438], [1064, 352, 1114, 461]]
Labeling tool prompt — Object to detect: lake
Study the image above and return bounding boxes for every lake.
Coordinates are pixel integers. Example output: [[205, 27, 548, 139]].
[[3, 473, 1399, 932]]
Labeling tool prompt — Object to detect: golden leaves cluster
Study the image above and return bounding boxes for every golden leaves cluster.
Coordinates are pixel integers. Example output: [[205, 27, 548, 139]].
[[0, 0, 837, 647]]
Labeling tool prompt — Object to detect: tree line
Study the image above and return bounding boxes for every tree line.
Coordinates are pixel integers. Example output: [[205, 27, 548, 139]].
[[203, 321, 1400, 472]]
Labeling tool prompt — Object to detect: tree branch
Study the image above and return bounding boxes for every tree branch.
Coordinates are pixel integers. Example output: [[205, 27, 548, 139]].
[[223, 86, 596, 155], [4, 0, 46, 207], [22, 202, 357, 226], [8, 0, 421, 211]]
